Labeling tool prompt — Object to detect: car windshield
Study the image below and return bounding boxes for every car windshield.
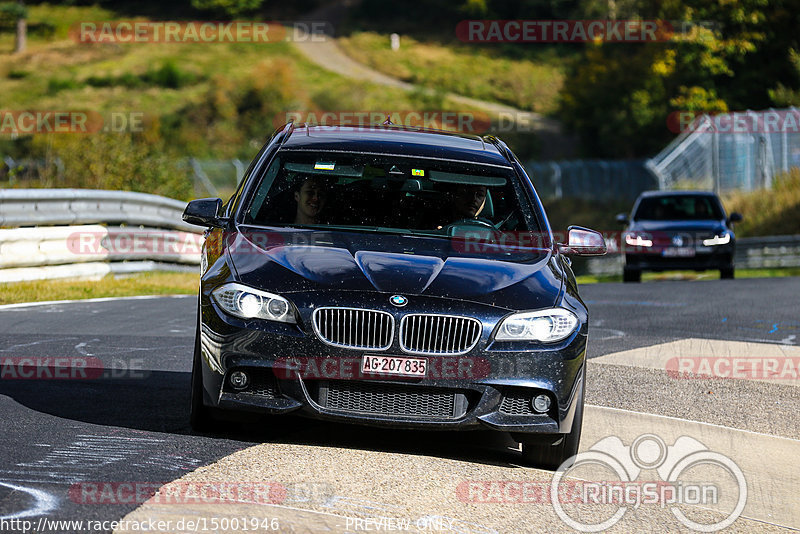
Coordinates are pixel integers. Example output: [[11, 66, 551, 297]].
[[633, 195, 724, 221], [244, 151, 543, 238]]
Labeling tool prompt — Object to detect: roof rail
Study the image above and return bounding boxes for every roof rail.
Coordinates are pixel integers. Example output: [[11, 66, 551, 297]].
[[276, 120, 295, 146], [484, 135, 514, 164]]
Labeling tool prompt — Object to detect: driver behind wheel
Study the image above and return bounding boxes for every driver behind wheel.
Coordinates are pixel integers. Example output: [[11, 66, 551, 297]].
[[450, 184, 488, 219]]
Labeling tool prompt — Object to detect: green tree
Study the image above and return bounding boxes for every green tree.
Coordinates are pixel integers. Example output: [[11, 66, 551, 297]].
[[559, 0, 794, 158], [191, 0, 264, 18]]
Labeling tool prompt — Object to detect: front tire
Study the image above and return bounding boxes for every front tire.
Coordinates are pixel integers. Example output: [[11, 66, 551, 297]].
[[190, 313, 226, 433], [520, 381, 584, 470], [623, 267, 641, 283], [720, 266, 735, 279]]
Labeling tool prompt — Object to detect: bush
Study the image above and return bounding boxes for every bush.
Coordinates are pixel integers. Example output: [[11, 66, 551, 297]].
[[47, 77, 84, 94], [165, 58, 303, 159], [141, 61, 198, 89], [723, 170, 800, 237], [28, 131, 193, 201], [7, 69, 29, 79], [84, 62, 200, 90]]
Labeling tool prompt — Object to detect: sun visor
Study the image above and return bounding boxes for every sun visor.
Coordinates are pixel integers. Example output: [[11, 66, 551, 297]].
[[285, 162, 365, 177], [428, 170, 507, 187]]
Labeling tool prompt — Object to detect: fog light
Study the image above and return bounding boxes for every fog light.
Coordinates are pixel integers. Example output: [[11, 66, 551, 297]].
[[532, 394, 551, 413], [229, 370, 249, 390]]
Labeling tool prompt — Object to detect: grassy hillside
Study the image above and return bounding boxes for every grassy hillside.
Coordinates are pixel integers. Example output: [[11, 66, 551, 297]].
[[0, 5, 490, 199], [337, 32, 566, 114], [723, 170, 800, 237]]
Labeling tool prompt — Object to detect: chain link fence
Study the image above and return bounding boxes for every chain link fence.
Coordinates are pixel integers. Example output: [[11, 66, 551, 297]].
[[647, 107, 800, 192], [524, 159, 655, 201]]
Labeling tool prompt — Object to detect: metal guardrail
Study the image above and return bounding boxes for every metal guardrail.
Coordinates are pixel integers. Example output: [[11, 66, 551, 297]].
[[0, 188, 196, 232], [0, 189, 201, 283], [2, 189, 798, 282], [736, 235, 800, 268], [584, 234, 800, 276]]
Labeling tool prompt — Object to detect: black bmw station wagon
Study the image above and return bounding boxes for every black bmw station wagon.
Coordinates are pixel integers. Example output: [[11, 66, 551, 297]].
[[183, 123, 606, 469]]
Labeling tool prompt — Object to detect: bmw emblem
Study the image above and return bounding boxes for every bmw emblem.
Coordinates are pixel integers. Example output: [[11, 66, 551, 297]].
[[390, 295, 408, 307]]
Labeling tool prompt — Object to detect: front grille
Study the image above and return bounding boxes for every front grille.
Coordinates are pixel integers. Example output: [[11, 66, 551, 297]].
[[249, 375, 279, 398], [312, 308, 394, 350], [318, 381, 468, 419], [400, 314, 482, 355], [499, 392, 534, 415]]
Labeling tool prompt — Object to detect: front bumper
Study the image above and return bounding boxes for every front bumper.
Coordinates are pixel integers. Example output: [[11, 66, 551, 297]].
[[197, 290, 586, 435], [625, 246, 733, 271]]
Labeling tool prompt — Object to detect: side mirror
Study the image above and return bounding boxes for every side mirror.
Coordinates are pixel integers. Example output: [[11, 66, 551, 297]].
[[183, 198, 225, 228], [728, 212, 743, 224], [557, 226, 607, 256], [615, 213, 629, 225]]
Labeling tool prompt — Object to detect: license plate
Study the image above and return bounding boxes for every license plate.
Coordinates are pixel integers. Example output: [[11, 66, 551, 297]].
[[361, 355, 427, 377], [662, 247, 695, 257]]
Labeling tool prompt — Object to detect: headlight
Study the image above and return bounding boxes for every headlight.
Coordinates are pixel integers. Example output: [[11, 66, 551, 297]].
[[625, 234, 652, 247], [211, 283, 296, 323], [702, 233, 731, 246], [495, 308, 579, 342]]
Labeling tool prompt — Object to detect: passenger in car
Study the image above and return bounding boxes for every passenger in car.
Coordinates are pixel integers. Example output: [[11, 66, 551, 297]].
[[293, 175, 329, 224]]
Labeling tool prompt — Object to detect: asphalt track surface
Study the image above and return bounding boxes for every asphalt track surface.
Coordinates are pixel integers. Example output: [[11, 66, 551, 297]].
[[0, 278, 798, 533]]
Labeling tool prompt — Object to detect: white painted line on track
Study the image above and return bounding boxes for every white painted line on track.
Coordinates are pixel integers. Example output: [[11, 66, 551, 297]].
[[0, 481, 58, 520], [0, 294, 192, 311], [591, 338, 800, 386]]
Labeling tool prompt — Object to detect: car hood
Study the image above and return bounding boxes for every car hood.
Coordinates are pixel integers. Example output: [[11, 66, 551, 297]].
[[227, 227, 563, 310], [630, 219, 728, 234]]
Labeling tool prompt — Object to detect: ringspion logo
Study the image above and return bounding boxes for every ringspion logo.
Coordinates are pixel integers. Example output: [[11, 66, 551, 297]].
[[550, 433, 747, 532]]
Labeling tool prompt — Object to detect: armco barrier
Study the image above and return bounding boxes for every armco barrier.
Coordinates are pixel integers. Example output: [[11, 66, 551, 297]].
[[0, 189, 201, 282], [584, 234, 800, 276], [2, 189, 797, 282], [0, 188, 196, 231]]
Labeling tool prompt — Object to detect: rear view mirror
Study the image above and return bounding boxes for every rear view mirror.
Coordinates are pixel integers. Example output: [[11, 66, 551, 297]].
[[557, 226, 607, 256], [183, 198, 225, 228], [615, 213, 629, 225]]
